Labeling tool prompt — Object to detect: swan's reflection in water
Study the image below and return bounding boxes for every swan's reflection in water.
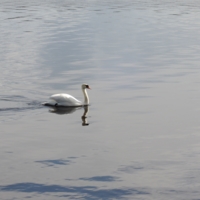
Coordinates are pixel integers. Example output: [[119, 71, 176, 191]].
[[49, 106, 89, 126]]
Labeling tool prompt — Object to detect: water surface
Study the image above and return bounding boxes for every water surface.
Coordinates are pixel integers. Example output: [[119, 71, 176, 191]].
[[1, 0, 200, 199]]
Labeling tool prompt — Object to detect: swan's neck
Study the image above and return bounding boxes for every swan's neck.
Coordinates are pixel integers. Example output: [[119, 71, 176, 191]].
[[82, 88, 89, 105]]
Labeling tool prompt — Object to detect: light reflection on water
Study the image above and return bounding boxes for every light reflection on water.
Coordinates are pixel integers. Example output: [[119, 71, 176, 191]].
[[1, 0, 200, 199]]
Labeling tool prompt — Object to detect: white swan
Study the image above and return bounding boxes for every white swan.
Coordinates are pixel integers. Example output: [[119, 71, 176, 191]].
[[45, 84, 91, 107]]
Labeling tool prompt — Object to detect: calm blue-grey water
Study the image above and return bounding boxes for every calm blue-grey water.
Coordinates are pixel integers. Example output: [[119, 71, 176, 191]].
[[1, 0, 200, 199]]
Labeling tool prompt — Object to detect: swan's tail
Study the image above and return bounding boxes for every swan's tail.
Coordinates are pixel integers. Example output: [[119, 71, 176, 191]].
[[42, 98, 58, 106]]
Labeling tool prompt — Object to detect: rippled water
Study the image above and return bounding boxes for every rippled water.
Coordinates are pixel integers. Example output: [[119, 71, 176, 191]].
[[1, 0, 200, 199]]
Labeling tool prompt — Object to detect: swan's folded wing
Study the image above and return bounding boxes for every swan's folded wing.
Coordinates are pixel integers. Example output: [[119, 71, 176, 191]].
[[50, 94, 82, 106]]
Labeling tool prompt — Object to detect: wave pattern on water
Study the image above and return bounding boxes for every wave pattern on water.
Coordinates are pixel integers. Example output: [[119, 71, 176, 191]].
[[1, 1, 200, 200], [0, 95, 44, 122]]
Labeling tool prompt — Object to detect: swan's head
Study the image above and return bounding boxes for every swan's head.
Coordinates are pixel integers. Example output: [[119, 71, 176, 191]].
[[82, 84, 91, 90]]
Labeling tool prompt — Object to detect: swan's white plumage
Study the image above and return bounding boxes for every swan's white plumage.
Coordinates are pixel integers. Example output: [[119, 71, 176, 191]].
[[50, 93, 82, 107], [45, 84, 90, 107]]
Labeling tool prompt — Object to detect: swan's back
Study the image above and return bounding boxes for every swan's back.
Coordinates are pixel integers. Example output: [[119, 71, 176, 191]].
[[50, 93, 82, 106]]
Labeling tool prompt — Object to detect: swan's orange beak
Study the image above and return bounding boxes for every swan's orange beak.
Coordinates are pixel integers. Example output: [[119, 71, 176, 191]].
[[86, 84, 91, 89]]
